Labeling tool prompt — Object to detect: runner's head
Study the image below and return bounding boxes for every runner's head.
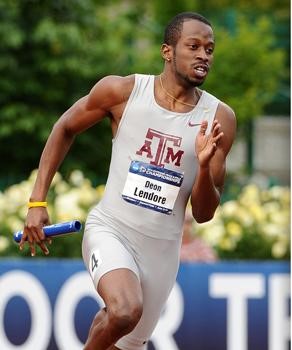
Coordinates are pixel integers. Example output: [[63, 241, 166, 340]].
[[162, 12, 214, 87]]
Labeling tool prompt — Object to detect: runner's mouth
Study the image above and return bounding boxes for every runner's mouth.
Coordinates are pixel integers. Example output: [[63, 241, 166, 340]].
[[193, 65, 208, 78]]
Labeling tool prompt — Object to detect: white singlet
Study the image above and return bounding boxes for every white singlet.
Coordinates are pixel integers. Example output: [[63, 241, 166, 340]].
[[82, 74, 219, 350]]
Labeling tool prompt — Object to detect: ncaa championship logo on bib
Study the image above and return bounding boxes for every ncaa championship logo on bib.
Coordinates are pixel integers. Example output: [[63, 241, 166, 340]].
[[122, 161, 184, 214]]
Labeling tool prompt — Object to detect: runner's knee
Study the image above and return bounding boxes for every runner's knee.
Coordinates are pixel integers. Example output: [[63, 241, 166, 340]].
[[108, 298, 143, 334]]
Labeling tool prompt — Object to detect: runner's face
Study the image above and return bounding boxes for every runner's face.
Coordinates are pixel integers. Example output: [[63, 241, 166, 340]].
[[173, 19, 214, 87]]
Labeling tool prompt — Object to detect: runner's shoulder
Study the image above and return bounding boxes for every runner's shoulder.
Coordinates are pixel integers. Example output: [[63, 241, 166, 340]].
[[96, 74, 135, 99], [217, 101, 236, 123]]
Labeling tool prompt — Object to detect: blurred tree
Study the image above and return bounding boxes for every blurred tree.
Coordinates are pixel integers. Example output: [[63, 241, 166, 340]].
[[202, 13, 287, 174], [204, 16, 285, 125], [196, 0, 290, 116], [0, 0, 157, 186]]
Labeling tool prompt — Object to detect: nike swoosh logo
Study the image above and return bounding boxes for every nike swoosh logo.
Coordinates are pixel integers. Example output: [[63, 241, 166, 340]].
[[188, 121, 201, 127], [188, 107, 210, 127]]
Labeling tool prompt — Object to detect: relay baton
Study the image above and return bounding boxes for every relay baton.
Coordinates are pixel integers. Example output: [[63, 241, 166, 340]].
[[13, 220, 82, 243]]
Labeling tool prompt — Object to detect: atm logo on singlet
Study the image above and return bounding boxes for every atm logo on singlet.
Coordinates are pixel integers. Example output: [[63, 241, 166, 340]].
[[136, 128, 184, 167]]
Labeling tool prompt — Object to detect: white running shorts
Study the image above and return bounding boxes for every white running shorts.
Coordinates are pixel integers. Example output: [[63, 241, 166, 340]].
[[82, 206, 181, 350]]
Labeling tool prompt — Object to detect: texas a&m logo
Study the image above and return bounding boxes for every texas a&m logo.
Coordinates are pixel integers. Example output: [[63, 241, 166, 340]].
[[136, 128, 184, 167]]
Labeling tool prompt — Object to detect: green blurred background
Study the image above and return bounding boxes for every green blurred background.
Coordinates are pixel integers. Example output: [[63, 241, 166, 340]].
[[0, 0, 290, 259]]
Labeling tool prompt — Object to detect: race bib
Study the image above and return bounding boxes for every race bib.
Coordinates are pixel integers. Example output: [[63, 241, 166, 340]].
[[122, 160, 184, 215]]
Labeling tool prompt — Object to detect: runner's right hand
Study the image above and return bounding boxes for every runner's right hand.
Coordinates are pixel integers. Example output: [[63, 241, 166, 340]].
[[20, 207, 51, 256]]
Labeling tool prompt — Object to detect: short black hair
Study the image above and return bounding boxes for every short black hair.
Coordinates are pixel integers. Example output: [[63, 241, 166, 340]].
[[163, 12, 212, 47]]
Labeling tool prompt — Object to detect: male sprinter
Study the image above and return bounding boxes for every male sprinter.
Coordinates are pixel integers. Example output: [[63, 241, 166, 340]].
[[21, 12, 236, 350]]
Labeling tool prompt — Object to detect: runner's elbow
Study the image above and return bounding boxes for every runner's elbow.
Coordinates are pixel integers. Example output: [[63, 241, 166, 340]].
[[194, 213, 214, 224], [192, 208, 215, 223]]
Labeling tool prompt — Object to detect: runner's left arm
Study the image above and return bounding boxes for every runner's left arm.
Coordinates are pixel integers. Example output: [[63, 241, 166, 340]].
[[190, 103, 236, 223]]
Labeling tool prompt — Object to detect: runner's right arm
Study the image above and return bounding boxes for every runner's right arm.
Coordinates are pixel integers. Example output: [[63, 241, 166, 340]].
[[21, 75, 134, 256]]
